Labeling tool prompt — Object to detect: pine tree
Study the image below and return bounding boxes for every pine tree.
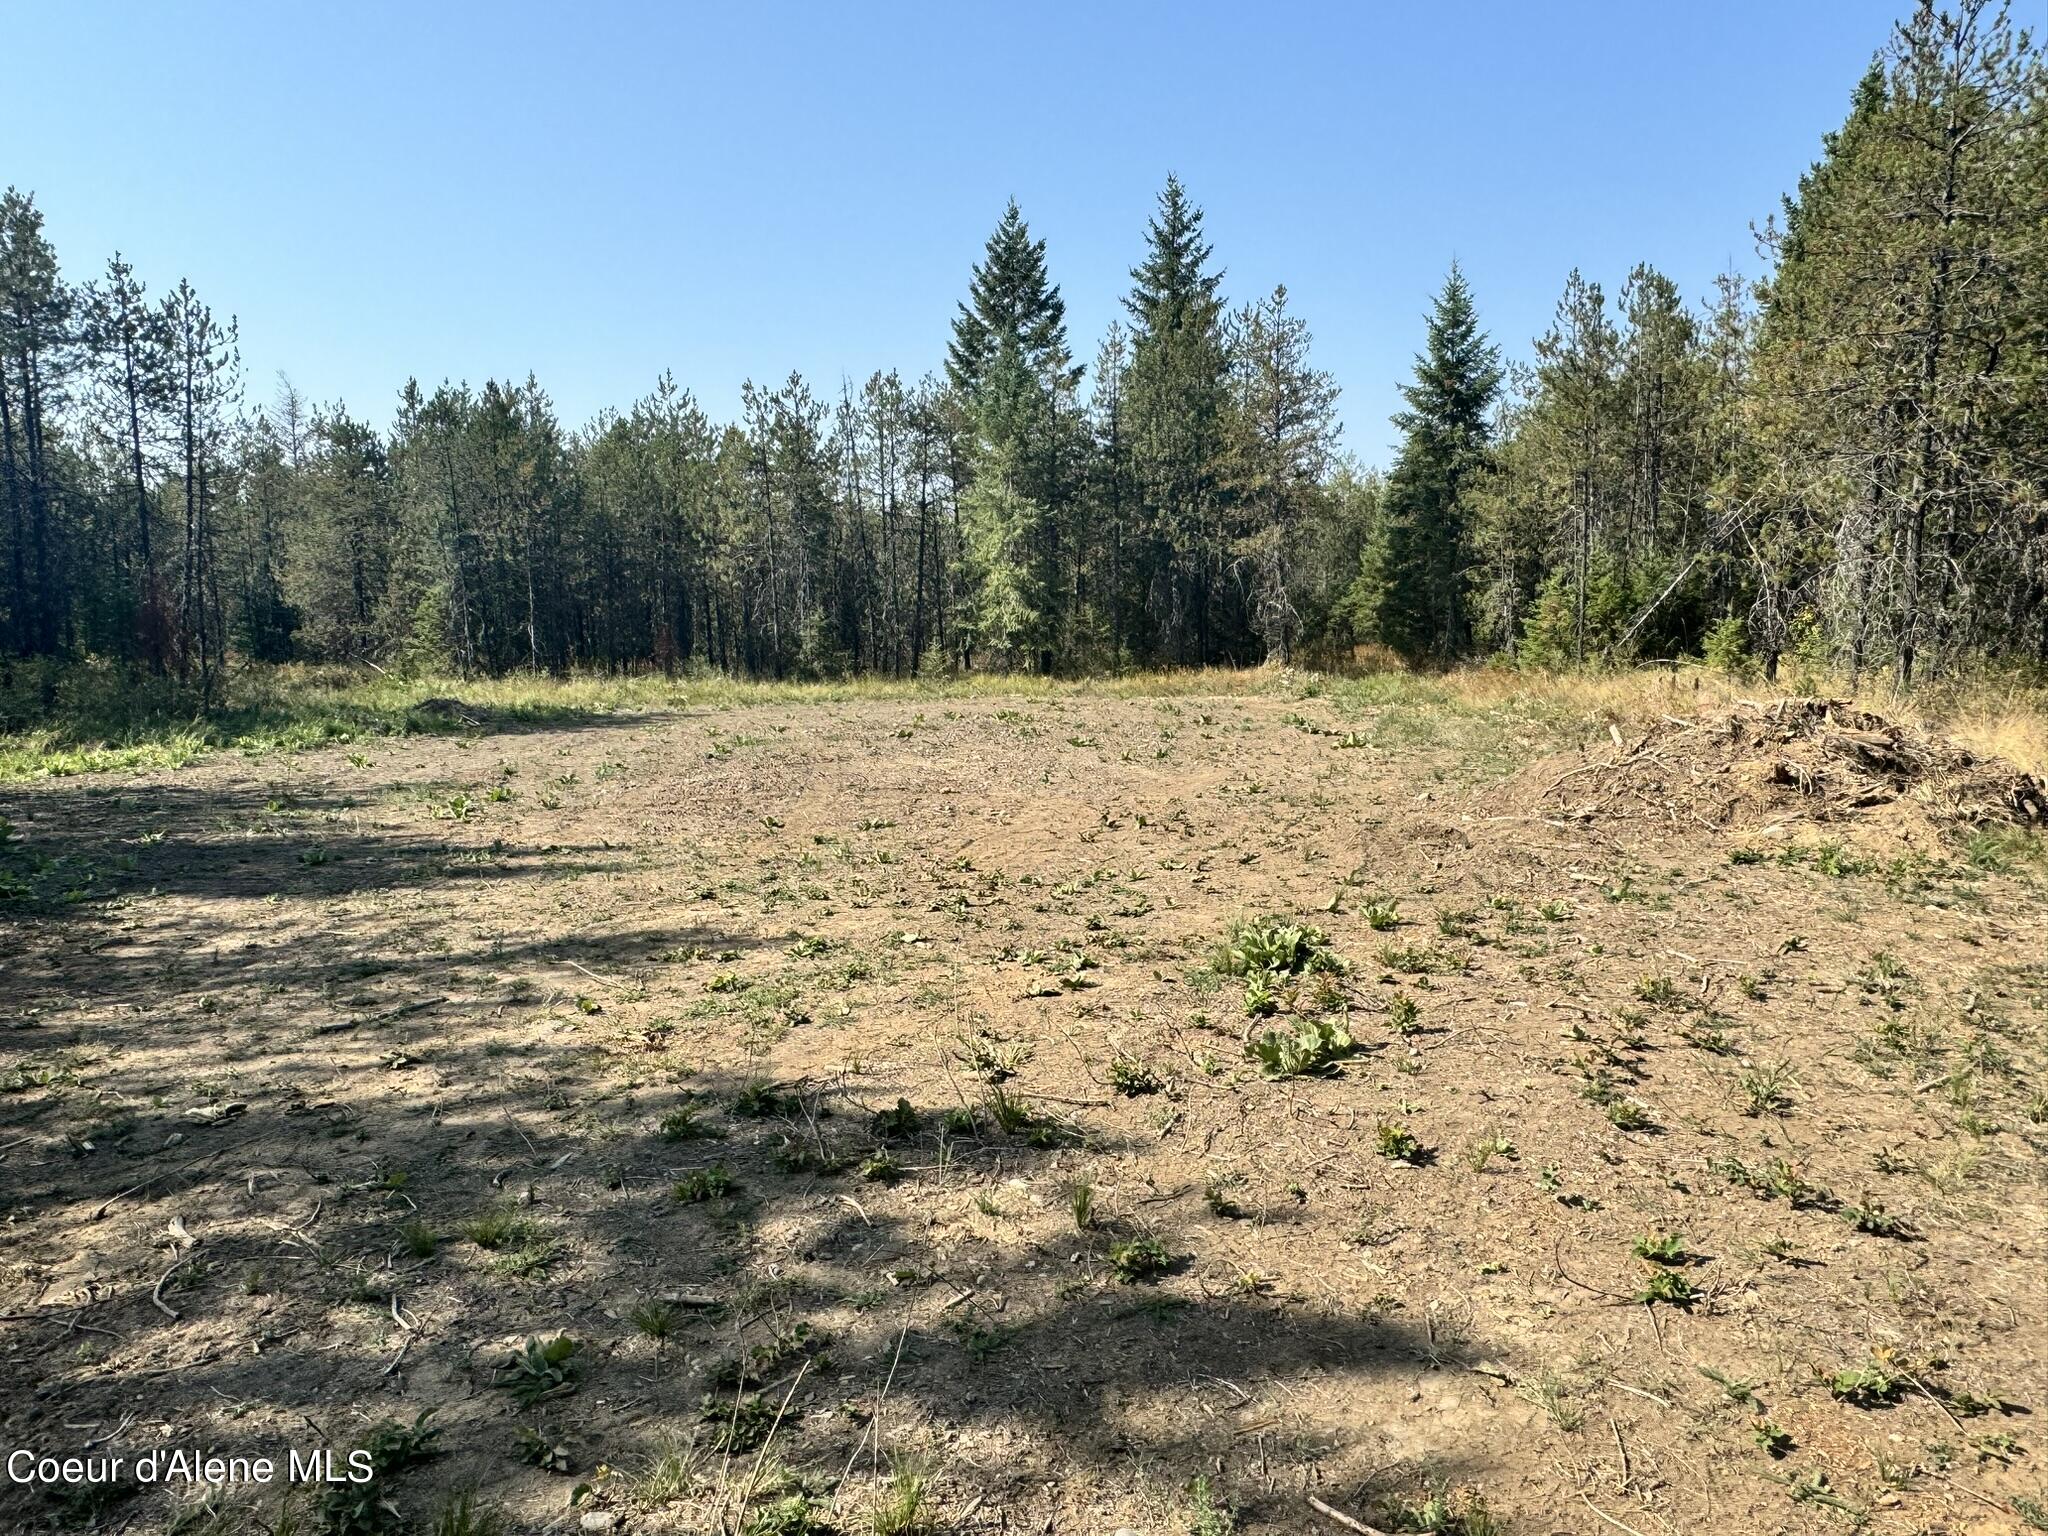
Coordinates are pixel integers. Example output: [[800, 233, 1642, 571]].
[[947, 201, 1081, 670], [738, 374, 834, 676], [0, 1, 2036, 698], [1616, 263, 1706, 563], [295, 404, 394, 662], [1085, 321, 1138, 665], [1751, 0, 2047, 683], [1224, 286, 1340, 661], [0, 190, 73, 657], [162, 278, 238, 699], [80, 253, 173, 666], [229, 407, 301, 662], [1123, 175, 1232, 663], [1348, 263, 1501, 659]]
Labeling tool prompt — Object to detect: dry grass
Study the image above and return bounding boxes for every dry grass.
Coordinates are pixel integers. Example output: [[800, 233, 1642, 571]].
[[1923, 684, 2048, 779], [5, 655, 2042, 782]]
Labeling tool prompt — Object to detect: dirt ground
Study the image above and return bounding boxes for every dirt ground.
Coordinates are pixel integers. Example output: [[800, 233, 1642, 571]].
[[3, 680, 2045, 1536]]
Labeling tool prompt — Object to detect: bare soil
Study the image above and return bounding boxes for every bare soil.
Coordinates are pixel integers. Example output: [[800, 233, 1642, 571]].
[[3, 685, 2045, 1536]]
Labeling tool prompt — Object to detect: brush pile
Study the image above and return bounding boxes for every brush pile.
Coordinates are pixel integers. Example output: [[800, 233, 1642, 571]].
[[1527, 697, 2048, 842]]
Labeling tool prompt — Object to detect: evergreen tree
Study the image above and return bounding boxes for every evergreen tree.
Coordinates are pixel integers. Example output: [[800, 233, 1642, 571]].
[[947, 201, 1081, 670], [737, 374, 834, 676], [957, 429, 1048, 666], [0, 190, 73, 658], [162, 278, 238, 700], [1124, 175, 1232, 663], [947, 200, 1079, 404], [1348, 263, 1501, 659], [229, 406, 301, 662], [1224, 286, 1341, 661], [1085, 321, 1138, 665], [1750, 0, 2047, 684], [293, 403, 394, 662], [79, 254, 174, 666], [0, 3, 2038, 698]]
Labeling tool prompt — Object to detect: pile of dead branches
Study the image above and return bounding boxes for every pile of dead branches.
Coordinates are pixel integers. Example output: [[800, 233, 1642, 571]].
[[1529, 697, 2048, 838]]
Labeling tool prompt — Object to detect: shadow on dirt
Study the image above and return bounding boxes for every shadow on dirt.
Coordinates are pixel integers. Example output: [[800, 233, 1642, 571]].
[[1, 765, 1497, 1536]]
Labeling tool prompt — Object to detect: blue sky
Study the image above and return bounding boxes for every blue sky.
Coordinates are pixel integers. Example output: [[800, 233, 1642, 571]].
[[15, 0, 1903, 462]]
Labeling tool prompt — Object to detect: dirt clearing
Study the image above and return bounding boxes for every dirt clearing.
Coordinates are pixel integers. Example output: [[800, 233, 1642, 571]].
[[3, 678, 2045, 1535]]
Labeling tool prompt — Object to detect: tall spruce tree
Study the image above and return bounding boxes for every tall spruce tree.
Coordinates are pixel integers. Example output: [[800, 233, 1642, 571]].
[[1123, 175, 1232, 662], [1348, 263, 1501, 659], [948, 201, 1080, 669], [947, 201, 1079, 404]]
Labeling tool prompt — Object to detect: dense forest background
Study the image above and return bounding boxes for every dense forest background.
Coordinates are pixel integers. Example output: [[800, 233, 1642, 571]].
[[1, 0, 2043, 702]]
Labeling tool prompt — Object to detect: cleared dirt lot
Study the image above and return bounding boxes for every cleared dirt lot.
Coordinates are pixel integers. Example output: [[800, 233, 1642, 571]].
[[3, 678, 2045, 1535]]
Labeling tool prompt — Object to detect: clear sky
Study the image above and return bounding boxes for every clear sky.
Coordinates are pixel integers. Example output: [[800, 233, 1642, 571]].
[[13, 0, 1906, 463]]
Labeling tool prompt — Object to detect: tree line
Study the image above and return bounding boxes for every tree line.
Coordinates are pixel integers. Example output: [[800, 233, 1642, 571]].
[[2, 0, 2042, 696]]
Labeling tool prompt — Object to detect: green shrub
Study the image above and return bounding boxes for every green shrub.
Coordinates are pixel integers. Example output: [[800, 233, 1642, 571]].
[[1702, 616, 1751, 675]]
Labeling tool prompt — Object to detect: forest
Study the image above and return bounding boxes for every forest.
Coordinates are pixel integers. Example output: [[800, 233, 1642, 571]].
[[1, 0, 2043, 703]]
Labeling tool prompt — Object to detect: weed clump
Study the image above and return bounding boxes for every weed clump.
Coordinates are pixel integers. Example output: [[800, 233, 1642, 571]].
[[1827, 1354, 1907, 1407], [1211, 918, 1341, 979], [1844, 1192, 1913, 1238], [872, 1097, 921, 1139], [357, 1411, 442, 1474], [1188, 1474, 1237, 1536], [1739, 1059, 1798, 1115], [871, 1459, 931, 1536], [674, 1164, 736, 1203], [1107, 1054, 1163, 1095], [1069, 1181, 1097, 1230], [494, 1335, 581, 1407], [1248, 1015, 1356, 1078], [1631, 1232, 1687, 1264], [1637, 1268, 1697, 1308], [744, 1494, 825, 1536], [731, 1081, 801, 1118], [1375, 1123, 1425, 1163], [659, 1103, 722, 1142], [700, 1392, 778, 1452], [314, 1410, 443, 1535], [1378, 1483, 1502, 1536], [1106, 1235, 1174, 1282], [459, 1206, 532, 1250], [710, 1322, 825, 1391], [858, 1151, 903, 1183]]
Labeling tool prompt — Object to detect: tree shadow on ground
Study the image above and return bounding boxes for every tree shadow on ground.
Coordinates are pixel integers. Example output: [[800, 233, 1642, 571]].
[[3, 1063, 1492, 1534], [1, 765, 1506, 1536]]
